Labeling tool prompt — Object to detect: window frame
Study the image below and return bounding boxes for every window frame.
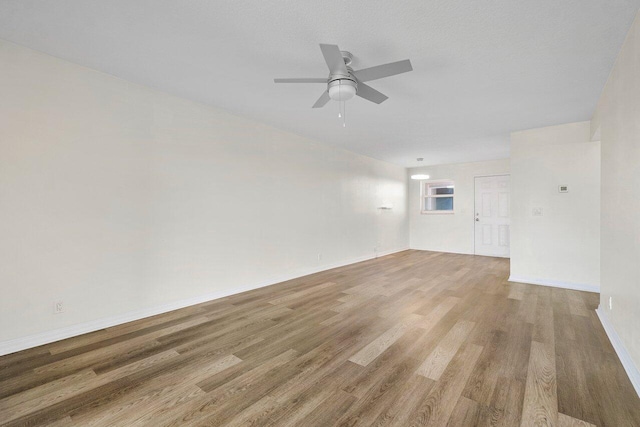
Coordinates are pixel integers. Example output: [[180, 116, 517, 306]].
[[420, 180, 455, 215]]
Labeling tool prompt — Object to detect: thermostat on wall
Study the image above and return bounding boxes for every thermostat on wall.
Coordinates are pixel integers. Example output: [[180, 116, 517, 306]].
[[558, 185, 569, 193]]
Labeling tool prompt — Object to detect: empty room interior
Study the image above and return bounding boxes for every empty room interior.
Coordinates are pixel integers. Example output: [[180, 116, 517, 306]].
[[1, 1, 640, 426]]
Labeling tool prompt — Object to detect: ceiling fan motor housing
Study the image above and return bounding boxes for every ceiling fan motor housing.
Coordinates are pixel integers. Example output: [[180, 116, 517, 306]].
[[340, 50, 353, 66]]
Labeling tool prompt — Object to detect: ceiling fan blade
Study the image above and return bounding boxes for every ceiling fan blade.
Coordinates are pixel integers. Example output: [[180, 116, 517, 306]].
[[355, 81, 388, 104], [319, 44, 348, 75], [354, 59, 413, 82], [312, 91, 331, 108], [274, 78, 327, 83]]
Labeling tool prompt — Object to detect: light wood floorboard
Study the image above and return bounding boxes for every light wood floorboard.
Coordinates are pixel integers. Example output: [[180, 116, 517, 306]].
[[1, 250, 639, 426]]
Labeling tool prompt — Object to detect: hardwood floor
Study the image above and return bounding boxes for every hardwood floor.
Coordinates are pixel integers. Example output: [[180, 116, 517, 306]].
[[1, 250, 639, 426]]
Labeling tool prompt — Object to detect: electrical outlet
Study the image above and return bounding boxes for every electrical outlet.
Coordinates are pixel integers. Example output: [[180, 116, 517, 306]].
[[532, 207, 543, 216], [609, 296, 612, 310], [54, 301, 64, 314]]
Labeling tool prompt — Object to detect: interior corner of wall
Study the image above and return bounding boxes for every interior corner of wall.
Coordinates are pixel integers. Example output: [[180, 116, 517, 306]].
[[590, 123, 602, 142]]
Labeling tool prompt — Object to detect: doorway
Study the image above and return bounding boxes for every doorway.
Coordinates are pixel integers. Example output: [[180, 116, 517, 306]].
[[474, 175, 510, 257]]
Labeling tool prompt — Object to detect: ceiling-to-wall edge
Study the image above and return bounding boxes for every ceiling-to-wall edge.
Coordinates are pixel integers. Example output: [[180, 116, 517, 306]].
[[0, 37, 407, 172]]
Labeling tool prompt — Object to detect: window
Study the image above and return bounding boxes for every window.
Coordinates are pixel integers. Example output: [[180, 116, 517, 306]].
[[421, 180, 455, 214]]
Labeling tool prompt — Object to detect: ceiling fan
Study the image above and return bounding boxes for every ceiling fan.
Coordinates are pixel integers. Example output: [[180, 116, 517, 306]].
[[274, 44, 413, 108]]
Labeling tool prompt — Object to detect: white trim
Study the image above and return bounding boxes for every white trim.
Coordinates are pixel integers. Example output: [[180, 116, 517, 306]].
[[0, 247, 409, 356], [420, 210, 455, 215], [507, 275, 600, 293], [408, 247, 510, 258], [596, 307, 640, 398], [473, 173, 511, 179], [421, 179, 455, 215], [475, 253, 510, 259], [409, 247, 473, 255]]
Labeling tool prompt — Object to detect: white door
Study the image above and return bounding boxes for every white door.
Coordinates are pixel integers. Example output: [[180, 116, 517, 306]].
[[474, 175, 510, 257]]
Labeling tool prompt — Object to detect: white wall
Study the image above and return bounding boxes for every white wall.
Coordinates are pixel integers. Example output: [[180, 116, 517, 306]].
[[591, 10, 640, 382], [509, 122, 600, 291], [0, 40, 408, 351], [409, 159, 510, 254]]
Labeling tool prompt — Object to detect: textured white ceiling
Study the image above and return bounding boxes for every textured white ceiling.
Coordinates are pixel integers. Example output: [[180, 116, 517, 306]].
[[0, 0, 638, 166]]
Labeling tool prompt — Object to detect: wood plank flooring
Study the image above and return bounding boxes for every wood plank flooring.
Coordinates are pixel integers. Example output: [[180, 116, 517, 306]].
[[1, 250, 639, 426]]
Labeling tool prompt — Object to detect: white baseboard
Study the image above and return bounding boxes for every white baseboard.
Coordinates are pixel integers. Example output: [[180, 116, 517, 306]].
[[0, 247, 409, 356], [596, 307, 640, 398], [508, 275, 600, 293], [409, 246, 473, 256]]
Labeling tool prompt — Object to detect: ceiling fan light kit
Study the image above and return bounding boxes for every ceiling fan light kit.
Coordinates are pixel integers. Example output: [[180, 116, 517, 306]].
[[328, 78, 356, 101], [274, 44, 413, 126]]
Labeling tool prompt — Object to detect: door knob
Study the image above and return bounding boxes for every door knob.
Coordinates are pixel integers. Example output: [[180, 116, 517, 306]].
[[475, 218, 479, 221]]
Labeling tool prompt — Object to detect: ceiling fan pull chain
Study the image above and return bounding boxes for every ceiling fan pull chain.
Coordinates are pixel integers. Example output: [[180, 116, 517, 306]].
[[343, 100, 346, 127], [338, 80, 342, 118]]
